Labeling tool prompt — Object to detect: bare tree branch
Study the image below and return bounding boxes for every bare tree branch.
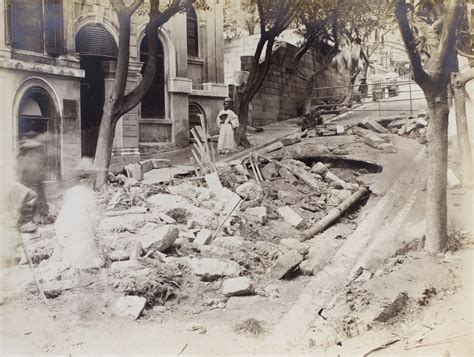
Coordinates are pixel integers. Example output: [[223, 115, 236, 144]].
[[395, 0, 431, 88]]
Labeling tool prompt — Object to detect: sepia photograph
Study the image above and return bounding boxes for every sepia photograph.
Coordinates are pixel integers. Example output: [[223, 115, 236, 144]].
[[0, 0, 473, 355]]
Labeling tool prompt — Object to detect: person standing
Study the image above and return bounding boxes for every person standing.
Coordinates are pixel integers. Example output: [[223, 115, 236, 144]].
[[216, 98, 239, 154]]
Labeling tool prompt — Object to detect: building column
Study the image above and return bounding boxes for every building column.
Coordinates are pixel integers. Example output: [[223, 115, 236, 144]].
[[102, 61, 141, 172], [0, 3, 11, 58]]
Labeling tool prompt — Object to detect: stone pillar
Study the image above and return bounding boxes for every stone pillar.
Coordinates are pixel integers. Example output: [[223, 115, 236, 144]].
[[102, 61, 141, 172], [168, 78, 192, 147]]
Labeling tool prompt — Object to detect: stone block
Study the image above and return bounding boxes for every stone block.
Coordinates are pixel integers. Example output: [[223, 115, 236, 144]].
[[236, 181, 264, 201], [189, 258, 242, 281], [140, 159, 154, 174], [378, 143, 398, 153], [277, 190, 300, 205], [151, 159, 172, 169], [159, 213, 177, 224], [264, 141, 284, 153], [271, 250, 304, 279], [387, 118, 409, 129], [125, 163, 143, 181], [194, 229, 213, 245], [115, 296, 146, 319], [245, 206, 267, 224], [279, 167, 298, 183], [325, 171, 348, 189], [277, 206, 305, 229], [363, 133, 386, 148], [360, 119, 388, 133], [311, 162, 328, 176], [281, 133, 302, 146], [222, 277, 254, 296], [139, 224, 179, 252], [261, 163, 279, 180]]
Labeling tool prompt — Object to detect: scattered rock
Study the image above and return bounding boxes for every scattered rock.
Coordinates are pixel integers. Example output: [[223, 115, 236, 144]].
[[140, 160, 154, 174], [139, 224, 179, 252], [151, 159, 171, 169], [194, 229, 213, 245], [264, 284, 280, 298], [185, 323, 207, 334], [378, 142, 398, 153], [124, 178, 140, 188], [115, 174, 127, 185], [115, 296, 146, 319], [189, 258, 243, 281], [265, 141, 284, 153], [277, 190, 300, 205], [234, 163, 250, 177], [236, 181, 264, 201], [129, 241, 143, 260], [364, 133, 386, 149], [360, 119, 389, 133], [325, 171, 348, 189], [222, 277, 254, 296], [279, 238, 308, 255], [311, 162, 329, 176], [125, 163, 143, 181], [277, 207, 305, 229], [374, 292, 409, 323], [281, 133, 302, 146], [109, 250, 129, 262], [279, 167, 298, 183], [261, 163, 278, 180], [245, 206, 267, 224], [387, 118, 409, 129], [165, 208, 190, 224], [159, 213, 176, 224], [271, 250, 304, 279], [213, 236, 245, 250]]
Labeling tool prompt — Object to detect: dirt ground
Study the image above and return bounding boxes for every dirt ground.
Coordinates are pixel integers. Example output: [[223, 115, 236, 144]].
[[1, 119, 473, 356]]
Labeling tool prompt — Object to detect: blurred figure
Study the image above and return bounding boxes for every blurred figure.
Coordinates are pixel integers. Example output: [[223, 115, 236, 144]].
[[16, 137, 51, 224]]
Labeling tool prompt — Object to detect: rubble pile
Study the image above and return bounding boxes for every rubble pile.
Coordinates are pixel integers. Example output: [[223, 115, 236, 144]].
[[13, 124, 388, 320]]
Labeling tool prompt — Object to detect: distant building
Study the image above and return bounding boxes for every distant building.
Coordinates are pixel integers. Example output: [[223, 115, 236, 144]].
[[0, 0, 227, 180]]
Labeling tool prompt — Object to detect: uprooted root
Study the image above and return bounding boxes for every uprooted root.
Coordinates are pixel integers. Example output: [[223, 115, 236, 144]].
[[233, 318, 266, 336]]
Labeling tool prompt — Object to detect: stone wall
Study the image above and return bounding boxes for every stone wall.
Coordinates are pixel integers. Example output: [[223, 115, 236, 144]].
[[240, 42, 351, 127]]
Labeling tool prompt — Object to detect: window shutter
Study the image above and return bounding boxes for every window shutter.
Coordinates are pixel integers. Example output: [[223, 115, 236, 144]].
[[4, 0, 12, 46], [10, 0, 44, 53], [186, 8, 198, 57], [45, 0, 64, 56]]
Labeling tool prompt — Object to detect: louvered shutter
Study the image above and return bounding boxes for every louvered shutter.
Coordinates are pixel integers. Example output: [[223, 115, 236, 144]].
[[45, 0, 64, 56], [4, 0, 12, 46], [11, 0, 44, 53], [186, 8, 198, 57]]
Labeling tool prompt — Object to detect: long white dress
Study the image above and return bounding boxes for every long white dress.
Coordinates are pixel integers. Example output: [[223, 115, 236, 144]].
[[216, 109, 239, 152]]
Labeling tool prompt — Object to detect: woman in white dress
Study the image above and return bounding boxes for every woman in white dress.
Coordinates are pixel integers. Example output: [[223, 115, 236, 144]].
[[216, 98, 239, 154]]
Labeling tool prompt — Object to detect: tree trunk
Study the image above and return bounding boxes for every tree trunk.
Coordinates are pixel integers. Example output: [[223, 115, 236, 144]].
[[452, 72, 473, 187], [236, 94, 251, 147], [94, 109, 118, 188], [425, 89, 449, 253], [303, 73, 316, 115]]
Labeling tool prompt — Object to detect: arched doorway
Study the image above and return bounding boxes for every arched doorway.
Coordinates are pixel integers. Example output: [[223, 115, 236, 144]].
[[140, 35, 165, 118], [75, 24, 118, 157], [189, 102, 206, 136], [18, 87, 60, 181]]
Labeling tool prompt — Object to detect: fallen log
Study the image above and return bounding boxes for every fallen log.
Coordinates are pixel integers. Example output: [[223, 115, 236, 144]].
[[303, 186, 369, 240]]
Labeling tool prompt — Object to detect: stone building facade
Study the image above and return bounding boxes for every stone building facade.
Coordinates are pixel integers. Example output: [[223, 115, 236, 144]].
[[0, 0, 227, 180]]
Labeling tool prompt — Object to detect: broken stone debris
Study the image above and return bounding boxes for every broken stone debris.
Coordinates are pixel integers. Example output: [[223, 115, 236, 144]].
[[235, 180, 264, 201], [377, 142, 398, 154], [360, 119, 389, 134], [374, 292, 409, 323], [261, 163, 278, 180], [222, 277, 254, 296], [281, 133, 302, 146], [363, 132, 386, 149], [194, 229, 213, 245], [264, 141, 284, 153], [139, 224, 179, 252], [115, 296, 147, 319], [244, 206, 267, 224], [277, 190, 301, 205], [279, 238, 308, 255], [271, 250, 304, 279], [277, 206, 305, 229], [189, 257, 242, 281], [311, 162, 329, 176]]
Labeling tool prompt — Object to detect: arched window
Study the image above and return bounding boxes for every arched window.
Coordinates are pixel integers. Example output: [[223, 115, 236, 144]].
[[186, 7, 199, 57], [140, 35, 165, 118]]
